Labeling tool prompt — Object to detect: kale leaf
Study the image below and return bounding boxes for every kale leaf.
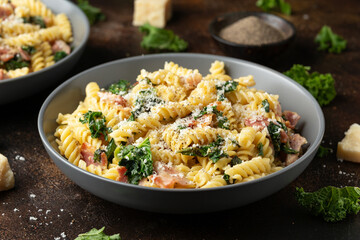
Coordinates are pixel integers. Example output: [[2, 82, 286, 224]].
[[21, 45, 36, 55], [296, 186, 360, 222], [4, 54, 29, 71], [284, 64, 336, 106], [216, 80, 238, 101], [267, 121, 297, 156], [139, 23, 188, 52], [22, 16, 46, 28], [230, 156, 242, 166], [128, 88, 164, 121], [256, 0, 291, 15], [77, 0, 105, 25], [177, 136, 228, 163], [54, 51, 68, 62], [107, 80, 130, 95], [93, 138, 117, 163], [75, 226, 121, 240], [257, 143, 264, 156], [315, 26, 347, 54], [223, 174, 231, 185], [262, 99, 270, 113], [316, 145, 332, 158], [79, 111, 111, 141], [115, 138, 153, 185], [267, 122, 282, 155]]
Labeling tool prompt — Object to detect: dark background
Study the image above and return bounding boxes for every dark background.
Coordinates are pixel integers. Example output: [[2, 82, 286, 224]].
[[1, 0, 360, 239]]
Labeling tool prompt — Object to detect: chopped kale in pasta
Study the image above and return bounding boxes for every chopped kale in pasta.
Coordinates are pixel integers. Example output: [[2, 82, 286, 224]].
[[178, 136, 228, 163], [107, 80, 131, 95], [115, 138, 153, 185], [79, 111, 112, 141], [193, 106, 230, 129], [129, 88, 164, 121], [22, 16, 47, 28], [4, 55, 29, 71], [216, 80, 238, 101], [230, 156, 243, 166], [262, 99, 270, 112], [257, 143, 264, 156], [54, 51, 68, 62], [21, 46, 36, 55]]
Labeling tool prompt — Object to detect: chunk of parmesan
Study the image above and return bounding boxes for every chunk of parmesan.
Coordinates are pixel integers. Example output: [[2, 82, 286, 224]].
[[0, 154, 15, 191], [133, 0, 172, 28], [337, 123, 360, 163]]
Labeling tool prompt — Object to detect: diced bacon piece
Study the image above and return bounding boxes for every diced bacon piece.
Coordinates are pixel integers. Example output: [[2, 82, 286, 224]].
[[116, 166, 128, 182], [0, 4, 13, 19], [51, 40, 71, 55], [285, 134, 308, 166], [280, 130, 288, 143], [80, 143, 109, 169], [0, 69, 9, 80], [151, 162, 193, 188], [275, 103, 282, 116], [80, 143, 96, 166], [18, 47, 31, 61], [0, 45, 16, 62], [188, 114, 215, 128], [181, 73, 202, 90], [283, 110, 301, 129], [100, 152, 108, 168], [98, 91, 128, 107], [245, 116, 269, 130]]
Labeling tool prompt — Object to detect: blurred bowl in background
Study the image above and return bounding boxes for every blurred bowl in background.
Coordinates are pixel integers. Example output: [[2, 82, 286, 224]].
[[209, 12, 295, 62], [0, 0, 90, 105]]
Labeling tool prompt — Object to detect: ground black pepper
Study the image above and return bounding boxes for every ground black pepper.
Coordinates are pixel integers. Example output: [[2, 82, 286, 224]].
[[219, 16, 286, 45]]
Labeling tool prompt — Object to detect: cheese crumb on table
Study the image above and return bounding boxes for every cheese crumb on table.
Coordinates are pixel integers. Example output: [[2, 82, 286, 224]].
[[0, 153, 15, 191], [337, 123, 360, 163], [133, 0, 172, 28]]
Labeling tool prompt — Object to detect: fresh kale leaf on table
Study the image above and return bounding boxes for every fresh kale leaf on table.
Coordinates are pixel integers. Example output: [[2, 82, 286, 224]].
[[139, 23, 188, 52], [296, 186, 360, 222], [115, 138, 153, 185], [77, 0, 105, 25], [315, 25, 347, 54], [283, 64, 336, 106], [256, 0, 291, 15], [316, 145, 332, 158], [75, 226, 121, 240]]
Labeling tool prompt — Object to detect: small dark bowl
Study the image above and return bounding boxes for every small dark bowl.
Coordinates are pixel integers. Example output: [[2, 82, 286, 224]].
[[209, 12, 296, 62]]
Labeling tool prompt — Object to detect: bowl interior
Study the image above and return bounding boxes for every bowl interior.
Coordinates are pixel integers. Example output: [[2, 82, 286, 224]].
[[39, 53, 324, 213], [209, 12, 295, 47]]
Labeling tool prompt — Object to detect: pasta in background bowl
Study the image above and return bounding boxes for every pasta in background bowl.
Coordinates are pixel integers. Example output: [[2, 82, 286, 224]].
[[38, 53, 325, 213], [0, 0, 89, 104]]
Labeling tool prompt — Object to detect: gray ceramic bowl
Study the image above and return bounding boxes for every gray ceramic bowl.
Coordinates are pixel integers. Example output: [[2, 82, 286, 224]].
[[0, 0, 90, 105], [38, 53, 324, 214]]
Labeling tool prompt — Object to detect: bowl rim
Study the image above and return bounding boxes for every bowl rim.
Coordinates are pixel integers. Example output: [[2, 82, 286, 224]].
[[0, 0, 90, 85], [38, 53, 324, 193], [209, 11, 296, 48]]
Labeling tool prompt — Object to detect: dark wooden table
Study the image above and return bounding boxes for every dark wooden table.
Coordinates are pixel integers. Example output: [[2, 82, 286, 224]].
[[1, 0, 360, 239]]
